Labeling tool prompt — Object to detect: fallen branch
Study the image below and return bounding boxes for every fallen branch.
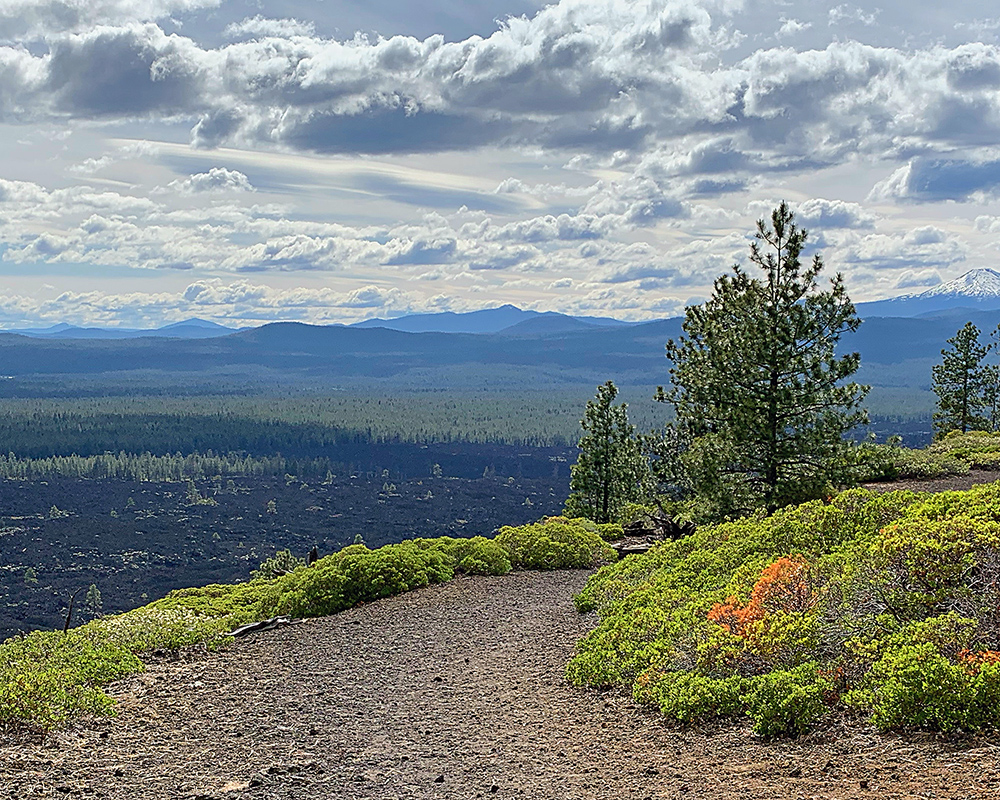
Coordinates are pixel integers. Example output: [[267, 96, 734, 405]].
[[229, 616, 293, 638]]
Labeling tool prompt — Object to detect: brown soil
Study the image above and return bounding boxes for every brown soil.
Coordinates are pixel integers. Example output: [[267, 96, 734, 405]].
[[3, 570, 999, 800]]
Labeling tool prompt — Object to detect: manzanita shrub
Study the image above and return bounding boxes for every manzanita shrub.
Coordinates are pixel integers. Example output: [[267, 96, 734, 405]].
[[495, 516, 619, 570], [567, 484, 1000, 736], [1, 520, 616, 733]]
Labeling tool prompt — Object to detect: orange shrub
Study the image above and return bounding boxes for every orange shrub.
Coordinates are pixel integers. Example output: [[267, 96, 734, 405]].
[[708, 557, 812, 638], [958, 649, 1000, 673]]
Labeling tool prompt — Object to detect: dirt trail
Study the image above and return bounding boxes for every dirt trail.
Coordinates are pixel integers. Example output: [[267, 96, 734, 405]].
[[2, 570, 999, 800]]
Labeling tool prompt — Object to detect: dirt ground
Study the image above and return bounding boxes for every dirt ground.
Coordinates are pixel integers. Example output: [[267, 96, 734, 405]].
[[2, 570, 998, 800]]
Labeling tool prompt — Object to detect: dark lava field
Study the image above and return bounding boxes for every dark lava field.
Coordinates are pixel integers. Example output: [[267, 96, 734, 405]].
[[0, 473, 566, 640]]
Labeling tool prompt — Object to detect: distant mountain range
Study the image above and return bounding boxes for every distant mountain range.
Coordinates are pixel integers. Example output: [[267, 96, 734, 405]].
[[0, 306, 990, 390], [856, 269, 1000, 318], [5, 318, 237, 340], [7, 270, 1000, 342], [350, 304, 637, 334]]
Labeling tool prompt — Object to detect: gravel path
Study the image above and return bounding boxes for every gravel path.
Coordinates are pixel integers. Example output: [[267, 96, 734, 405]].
[[3, 570, 1000, 799]]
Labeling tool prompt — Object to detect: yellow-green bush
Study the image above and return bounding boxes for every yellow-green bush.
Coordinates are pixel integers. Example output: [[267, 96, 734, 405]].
[[859, 430, 1000, 483], [496, 516, 618, 570], [567, 484, 1000, 735]]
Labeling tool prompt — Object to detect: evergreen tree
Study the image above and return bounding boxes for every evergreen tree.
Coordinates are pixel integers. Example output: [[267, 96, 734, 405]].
[[663, 202, 868, 513], [564, 381, 649, 523], [933, 322, 989, 435], [84, 584, 102, 613]]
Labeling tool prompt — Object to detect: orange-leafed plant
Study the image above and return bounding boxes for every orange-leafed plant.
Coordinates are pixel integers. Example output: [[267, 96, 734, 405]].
[[957, 649, 1000, 673], [708, 557, 813, 638]]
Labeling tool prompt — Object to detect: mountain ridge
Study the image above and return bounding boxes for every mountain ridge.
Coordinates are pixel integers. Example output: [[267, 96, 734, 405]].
[[857, 268, 1000, 318]]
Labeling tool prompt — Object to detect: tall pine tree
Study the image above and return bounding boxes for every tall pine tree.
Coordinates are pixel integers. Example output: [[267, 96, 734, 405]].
[[663, 202, 868, 513], [564, 381, 649, 524], [933, 322, 989, 435]]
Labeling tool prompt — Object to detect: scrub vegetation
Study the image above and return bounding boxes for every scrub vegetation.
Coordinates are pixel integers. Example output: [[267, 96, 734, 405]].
[[568, 484, 1000, 736]]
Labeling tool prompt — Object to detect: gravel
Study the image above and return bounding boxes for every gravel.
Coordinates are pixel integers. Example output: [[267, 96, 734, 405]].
[[2, 569, 999, 799]]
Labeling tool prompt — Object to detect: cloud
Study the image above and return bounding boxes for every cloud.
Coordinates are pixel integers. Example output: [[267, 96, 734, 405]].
[[0, 0, 220, 39], [0, 279, 421, 327], [828, 5, 879, 27], [0, 0, 745, 155], [841, 228, 967, 270], [167, 167, 255, 194], [975, 214, 1000, 234], [384, 236, 457, 266], [223, 16, 315, 41], [777, 18, 811, 38], [794, 198, 876, 229], [0, 3, 999, 178], [869, 157, 1000, 203], [45, 24, 206, 117], [894, 269, 942, 290]]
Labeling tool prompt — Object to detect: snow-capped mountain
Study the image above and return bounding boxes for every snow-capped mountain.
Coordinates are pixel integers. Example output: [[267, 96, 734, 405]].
[[856, 269, 1000, 318]]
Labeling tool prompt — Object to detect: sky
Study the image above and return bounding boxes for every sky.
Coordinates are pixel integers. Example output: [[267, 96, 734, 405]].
[[2, 0, 1000, 328]]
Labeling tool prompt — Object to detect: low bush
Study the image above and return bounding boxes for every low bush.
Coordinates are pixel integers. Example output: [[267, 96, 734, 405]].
[[893, 449, 970, 479], [640, 671, 744, 724], [744, 663, 830, 738], [567, 483, 1000, 736], [495, 516, 618, 570]]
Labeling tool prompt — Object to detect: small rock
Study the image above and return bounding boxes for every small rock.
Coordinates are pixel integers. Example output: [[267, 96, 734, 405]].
[[860, 779, 870, 789], [113, 768, 124, 777], [308, 727, 318, 736], [490, 786, 499, 794], [788, 767, 802, 778], [643, 767, 659, 776], [435, 775, 445, 784]]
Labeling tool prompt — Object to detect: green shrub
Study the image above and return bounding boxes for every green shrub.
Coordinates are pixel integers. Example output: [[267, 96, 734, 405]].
[[643, 671, 744, 724], [966, 451, 1000, 469], [893, 449, 969, 479], [566, 484, 1000, 736], [744, 662, 829, 738], [262, 542, 454, 618], [971, 662, 1000, 728], [0, 628, 141, 731], [414, 536, 513, 576], [496, 516, 617, 570], [848, 643, 975, 732], [3, 520, 609, 734]]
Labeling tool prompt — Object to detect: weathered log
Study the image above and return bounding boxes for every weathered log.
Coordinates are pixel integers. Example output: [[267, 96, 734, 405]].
[[612, 543, 656, 558]]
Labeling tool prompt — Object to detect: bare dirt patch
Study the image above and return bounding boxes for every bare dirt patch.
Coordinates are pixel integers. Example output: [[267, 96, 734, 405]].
[[2, 570, 998, 800]]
